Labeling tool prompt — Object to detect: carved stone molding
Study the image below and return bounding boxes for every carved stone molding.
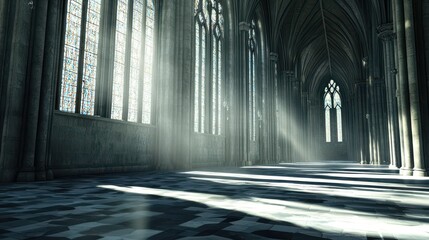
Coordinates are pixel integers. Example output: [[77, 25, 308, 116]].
[[269, 52, 278, 62], [377, 23, 395, 41], [285, 70, 294, 77], [239, 22, 250, 32]]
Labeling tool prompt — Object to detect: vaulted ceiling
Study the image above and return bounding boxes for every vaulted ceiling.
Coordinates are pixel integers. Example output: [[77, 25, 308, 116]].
[[262, 0, 391, 93], [270, 0, 368, 93], [231, 0, 392, 94]]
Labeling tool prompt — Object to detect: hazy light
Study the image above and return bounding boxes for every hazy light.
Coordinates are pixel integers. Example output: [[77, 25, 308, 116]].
[[316, 172, 429, 180], [277, 100, 316, 162], [241, 166, 291, 169], [181, 171, 428, 190], [188, 176, 429, 207], [98, 184, 429, 239]]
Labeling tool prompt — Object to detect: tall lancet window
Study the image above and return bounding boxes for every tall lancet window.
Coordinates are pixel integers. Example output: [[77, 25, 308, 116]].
[[60, 0, 102, 115], [324, 80, 343, 142], [194, 0, 224, 134], [248, 20, 256, 141], [194, 0, 208, 133], [112, 0, 155, 124], [211, 0, 223, 135]]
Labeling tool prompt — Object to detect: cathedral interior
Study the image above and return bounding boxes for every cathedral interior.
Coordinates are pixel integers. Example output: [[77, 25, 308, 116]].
[[1, 0, 429, 239]]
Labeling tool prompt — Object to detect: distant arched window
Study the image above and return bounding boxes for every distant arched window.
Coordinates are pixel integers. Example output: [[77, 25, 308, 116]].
[[324, 80, 342, 142], [194, 0, 224, 135], [248, 20, 256, 141]]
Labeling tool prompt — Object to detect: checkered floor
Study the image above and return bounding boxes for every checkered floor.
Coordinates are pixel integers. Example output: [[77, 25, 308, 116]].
[[1, 162, 429, 240]]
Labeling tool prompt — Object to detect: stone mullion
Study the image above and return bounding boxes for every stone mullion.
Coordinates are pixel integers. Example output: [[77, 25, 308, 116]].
[[75, 0, 89, 114], [137, 0, 148, 124], [95, 0, 115, 118]]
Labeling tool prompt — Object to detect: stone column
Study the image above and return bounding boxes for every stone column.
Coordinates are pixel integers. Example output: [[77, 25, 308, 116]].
[[155, 0, 193, 170], [355, 82, 370, 164], [269, 53, 278, 164], [404, 0, 427, 176], [291, 76, 301, 162], [308, 98, 318, 161], [301, 91, 309, 162], [285, 71, 295, 162], [378, 23, 401, 169], [394, 0, 413, 176], [277, 71, 287, 163], [238, 22, 250, 166], [16, 0, 49, 182]]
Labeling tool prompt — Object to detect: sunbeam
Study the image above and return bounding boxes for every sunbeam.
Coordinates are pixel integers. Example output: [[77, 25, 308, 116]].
[[98, 184, 429, 239]]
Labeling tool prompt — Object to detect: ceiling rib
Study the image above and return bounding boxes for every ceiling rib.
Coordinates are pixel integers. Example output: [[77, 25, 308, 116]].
[[319, 0, 332, 78]]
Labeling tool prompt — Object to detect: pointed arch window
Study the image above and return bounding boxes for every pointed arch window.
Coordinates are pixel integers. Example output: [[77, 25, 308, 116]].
[[324, 80, 343, 142], [248, 20, 256, 141], [194, 0, 224, 135]]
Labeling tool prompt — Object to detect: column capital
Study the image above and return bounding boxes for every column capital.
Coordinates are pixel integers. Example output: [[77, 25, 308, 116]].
[[285, 70, 294, 77], [239, 22, 250, 32], [377, 23, 395, 41], [269, 52, 278, 61]]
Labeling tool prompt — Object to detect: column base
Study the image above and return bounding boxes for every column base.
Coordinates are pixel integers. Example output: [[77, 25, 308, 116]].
[[389, 165, 399, 169], [46, 169, 54, 180], [36, 170, 47, 181], [413, 169, 427, 177], [400, 167, 413, 176], [16, 171, 35, 182], [34, 169, 54, 181]]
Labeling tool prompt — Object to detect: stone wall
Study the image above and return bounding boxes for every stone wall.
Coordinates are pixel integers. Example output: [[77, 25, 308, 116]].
[[50, 112, 155, 177]]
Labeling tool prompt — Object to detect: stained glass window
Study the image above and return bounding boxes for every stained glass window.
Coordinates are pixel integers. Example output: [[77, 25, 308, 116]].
[[142, 0, 155, 124], [211, 0, 223, 135], [249, 20, 257, 141], [112, 0, 155, 123], [59, 0, 155, 122], [194, 21, 201, 132], [60, 0, 101, 115], [194, 0, 224, 135], [324, 80, 342, 142], [194, 0, 207, 133], [111, 0, 128, 120], [81, 0, 102, 115], [128, 0, 144, 122]]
